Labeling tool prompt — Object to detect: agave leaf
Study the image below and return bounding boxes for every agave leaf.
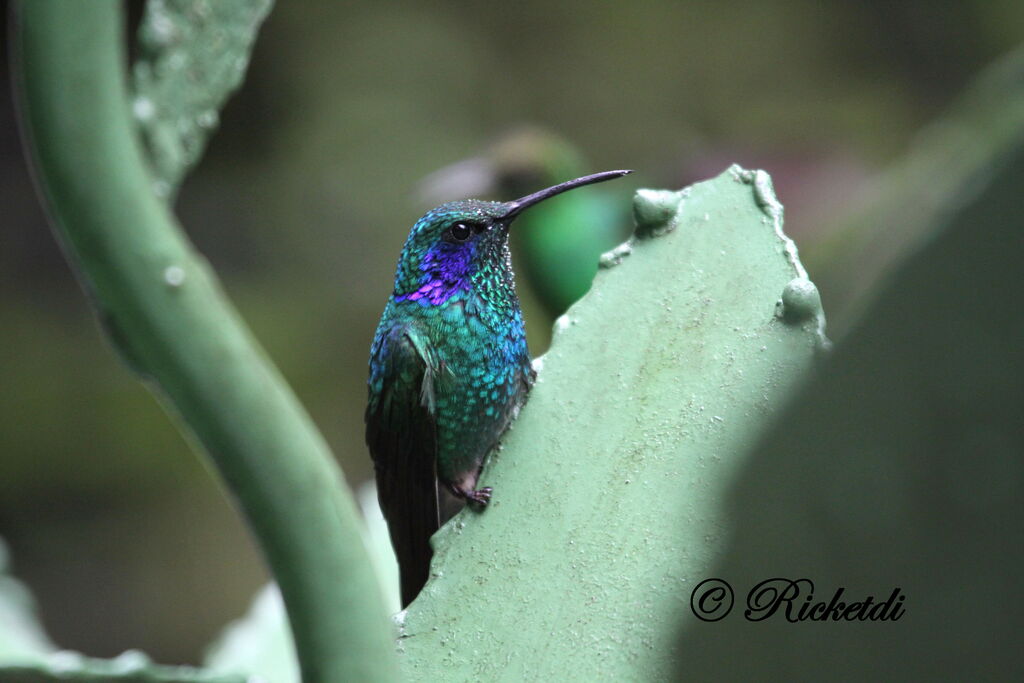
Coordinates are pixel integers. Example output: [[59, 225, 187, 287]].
[[398, 166, 826, 680]]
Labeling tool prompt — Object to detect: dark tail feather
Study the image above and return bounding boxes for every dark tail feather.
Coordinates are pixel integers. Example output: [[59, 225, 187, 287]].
[[395, 483, 468, 606], [391, 482, 438, 607], [370, 403, 440, 607]]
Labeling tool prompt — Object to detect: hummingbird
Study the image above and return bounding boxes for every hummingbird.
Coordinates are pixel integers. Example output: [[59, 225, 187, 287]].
[[366, 169, 632, 606]]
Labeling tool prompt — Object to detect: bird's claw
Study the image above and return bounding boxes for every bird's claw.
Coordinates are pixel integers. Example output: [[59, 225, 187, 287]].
[[465, 486, 492, 508]]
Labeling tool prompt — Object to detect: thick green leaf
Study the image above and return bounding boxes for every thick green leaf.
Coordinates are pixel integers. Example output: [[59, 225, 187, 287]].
[[132, 0, 273, 198], [675, 113, 1024, 682], [15, 3, 399, 680], [398, 166, 826, 680], [0, 538, 56, 666], [0, 537, 245, 682], [809, 47, 1024, 335], [0, 655, 244, 683]]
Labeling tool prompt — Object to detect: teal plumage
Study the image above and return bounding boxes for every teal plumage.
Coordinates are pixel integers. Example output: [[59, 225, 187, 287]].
[[366, 171, 631, 606]]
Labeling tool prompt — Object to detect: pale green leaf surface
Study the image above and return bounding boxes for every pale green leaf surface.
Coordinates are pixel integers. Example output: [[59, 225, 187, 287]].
[[398, 166, 826, 680], [204, 584, 297, 683], [0, 654, 245, 683], [0, 538, 57, 666]]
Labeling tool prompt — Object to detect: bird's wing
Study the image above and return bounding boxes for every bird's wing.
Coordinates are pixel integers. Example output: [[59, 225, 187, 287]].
[[365, 322, 443, 607]]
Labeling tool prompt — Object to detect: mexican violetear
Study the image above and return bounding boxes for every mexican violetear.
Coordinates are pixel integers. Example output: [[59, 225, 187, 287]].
[[366, 170, 631, 606]]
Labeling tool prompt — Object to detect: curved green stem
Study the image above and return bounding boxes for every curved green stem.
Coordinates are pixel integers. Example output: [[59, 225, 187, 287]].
[[12, 3, 397, 681]]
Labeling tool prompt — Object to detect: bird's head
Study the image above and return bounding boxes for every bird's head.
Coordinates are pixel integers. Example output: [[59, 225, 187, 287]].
[[392, 170, 631, 306]]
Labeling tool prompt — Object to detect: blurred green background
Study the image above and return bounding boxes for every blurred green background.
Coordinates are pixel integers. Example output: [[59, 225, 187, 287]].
[[1, 0, 1021, 666]]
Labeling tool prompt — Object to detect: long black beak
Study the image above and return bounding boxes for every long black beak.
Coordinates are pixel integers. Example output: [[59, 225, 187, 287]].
[[500, 169, 632, 221]]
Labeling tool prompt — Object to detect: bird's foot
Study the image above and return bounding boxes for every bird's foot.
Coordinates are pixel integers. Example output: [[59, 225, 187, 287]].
[[467, 486, 492, 508], [450, 484, 492, 509]]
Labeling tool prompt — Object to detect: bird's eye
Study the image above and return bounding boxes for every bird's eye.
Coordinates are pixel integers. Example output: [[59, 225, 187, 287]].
[[449, 222, 472, 241]]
